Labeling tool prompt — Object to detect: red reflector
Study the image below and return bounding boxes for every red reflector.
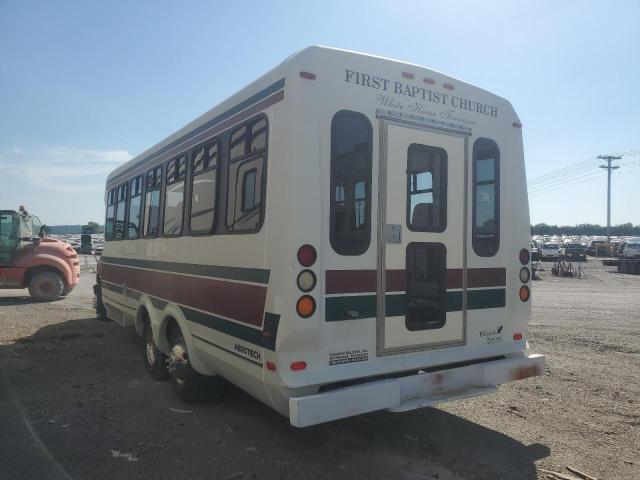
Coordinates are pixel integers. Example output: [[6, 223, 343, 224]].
[[297, 244, 317, 267], [513, 333, 523, 341], [299, 71, 316, 80], [290, 361, 307, 371], [423, 77, 435, 85], [519, 248, 531, 265], [401, 72, 415, 79], [443, 82, 454, 90], [513, 122, 523, 128], [266, 361, 276, 371]]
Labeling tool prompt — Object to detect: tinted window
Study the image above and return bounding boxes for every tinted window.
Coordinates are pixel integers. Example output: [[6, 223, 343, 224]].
[[407, 144, 447, 232], [127, 175, 143, 239], [330, 110, 372, 255], [105, 188, 115, 241], [190, 141, 219, 233], [163, 155, 186, 236], [472, 138, 500, 256], [143, 166, 162, 237], [115, 183, 128, 240], [406, 242, 446, 330], [226, 117, 267, 233]]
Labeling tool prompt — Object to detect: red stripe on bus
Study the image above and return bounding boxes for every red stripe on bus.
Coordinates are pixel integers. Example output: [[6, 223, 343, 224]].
[[326, 267, 506, 294], [101, 264, 266, 327]]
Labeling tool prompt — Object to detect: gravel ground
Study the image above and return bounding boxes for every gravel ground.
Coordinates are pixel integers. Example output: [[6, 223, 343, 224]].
[[0, 257, 638, 480]]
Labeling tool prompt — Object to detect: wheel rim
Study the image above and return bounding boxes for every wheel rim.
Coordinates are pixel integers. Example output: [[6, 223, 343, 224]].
[[168, 337, 188, 385]]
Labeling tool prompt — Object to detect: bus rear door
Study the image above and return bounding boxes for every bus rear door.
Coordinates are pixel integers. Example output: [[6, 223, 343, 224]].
[[377, 118, 469, 355]]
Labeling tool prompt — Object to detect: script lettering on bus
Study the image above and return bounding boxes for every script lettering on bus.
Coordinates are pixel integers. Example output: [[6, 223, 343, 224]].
[[345, 68, 498, 118]]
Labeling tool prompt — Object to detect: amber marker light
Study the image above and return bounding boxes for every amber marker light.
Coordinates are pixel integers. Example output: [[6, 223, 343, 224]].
[[296, 295, 316, 318], [519, 286, 531, 302]]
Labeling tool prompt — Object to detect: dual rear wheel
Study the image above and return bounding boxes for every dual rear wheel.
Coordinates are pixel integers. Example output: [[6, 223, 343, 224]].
[[142, 321, 222, 402]]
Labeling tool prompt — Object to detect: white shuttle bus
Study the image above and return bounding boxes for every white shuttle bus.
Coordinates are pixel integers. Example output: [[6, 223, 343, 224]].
[[97, 46, 544, 427]]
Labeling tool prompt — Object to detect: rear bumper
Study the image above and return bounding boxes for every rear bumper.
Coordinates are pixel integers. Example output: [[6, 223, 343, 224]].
[[289, 353, 545, 427]]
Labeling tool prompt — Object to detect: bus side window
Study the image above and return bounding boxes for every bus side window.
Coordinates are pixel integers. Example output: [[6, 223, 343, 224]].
[[144, 166, 162, 237], [407, 144, 447, 232], [115, 183, 128, 240], [472, 138, 500, 256], [226, 117, 267, 233], [330, 110, 373, 255], [164, 155, 187, 236], [190, 141, 219, 234], [105, 188, 115, 241], [128, 175, 144, 239]]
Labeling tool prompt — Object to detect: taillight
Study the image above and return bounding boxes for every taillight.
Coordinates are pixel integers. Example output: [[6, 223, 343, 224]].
[[297, 244, 317, 267], [519, 286, 530, 302], [519, 249, 530, 265], [296, 295, 316, 318], [266, 361, 276, 371], [519, 267, 530, 283], [296, 270, 316, 292]]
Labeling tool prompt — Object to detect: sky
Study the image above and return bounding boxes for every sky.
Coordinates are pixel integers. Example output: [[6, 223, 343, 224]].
[[0, 0, 638, 226]]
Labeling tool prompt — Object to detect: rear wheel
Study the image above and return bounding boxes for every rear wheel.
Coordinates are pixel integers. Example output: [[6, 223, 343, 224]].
[[143, 324, 169, 380], [28, 272, 64, 301], [167, 326, 221, 402]]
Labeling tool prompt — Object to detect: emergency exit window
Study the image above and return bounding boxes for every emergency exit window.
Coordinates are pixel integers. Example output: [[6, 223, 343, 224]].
[[407, 144, 447, 232]]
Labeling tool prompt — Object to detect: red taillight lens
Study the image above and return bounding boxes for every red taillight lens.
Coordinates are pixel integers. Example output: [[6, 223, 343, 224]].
[[297, 244, 317, 267], [290, 361, 307, 371], [513, 333, 523, 341], [519, 286, 530, 302], [519, 249, 530, 265], [266, 361, 276, 371]]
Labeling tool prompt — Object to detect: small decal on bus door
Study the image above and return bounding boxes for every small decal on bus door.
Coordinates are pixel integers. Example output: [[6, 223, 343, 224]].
[[329, 349, 369, 366], [480, 325, 503, 344]]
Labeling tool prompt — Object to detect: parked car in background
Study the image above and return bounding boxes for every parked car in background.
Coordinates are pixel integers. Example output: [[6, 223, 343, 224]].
[[623, 241, 640, 258], [541, 242, 560, 260], [587, 239, 608, 256], [531, 241, 540, 262], [614, 241, 627, 258], [559, 242, 587, 261]]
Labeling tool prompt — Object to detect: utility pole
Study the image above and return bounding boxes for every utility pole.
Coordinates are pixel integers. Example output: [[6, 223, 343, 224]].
[[598, 155, 621, 243]]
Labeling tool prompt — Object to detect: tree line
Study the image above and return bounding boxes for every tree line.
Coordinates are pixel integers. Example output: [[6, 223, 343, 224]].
[[531, 223, 640, 236]]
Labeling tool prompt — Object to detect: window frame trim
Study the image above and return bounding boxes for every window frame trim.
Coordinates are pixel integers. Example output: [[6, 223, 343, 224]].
[[143, 165, 163, 239], [126, 174, 144, 240]]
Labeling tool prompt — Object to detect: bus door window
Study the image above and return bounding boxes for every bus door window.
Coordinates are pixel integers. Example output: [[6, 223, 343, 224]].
[[407, 144, 447, 232], [163, 155, 187, 236], [405, 242, 447, 330]]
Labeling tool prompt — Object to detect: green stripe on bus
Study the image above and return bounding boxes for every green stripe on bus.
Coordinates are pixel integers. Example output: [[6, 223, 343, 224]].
[[325, 289, 506, 322], [182, 306, 264, 348], [101, 256, 270, 284]]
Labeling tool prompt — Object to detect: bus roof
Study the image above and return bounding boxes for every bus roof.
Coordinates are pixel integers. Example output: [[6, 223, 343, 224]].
[[107, 46, 516, 185]]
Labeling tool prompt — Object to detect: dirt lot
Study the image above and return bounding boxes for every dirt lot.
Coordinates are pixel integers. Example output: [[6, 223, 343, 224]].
[[1, 258, 638, 480]]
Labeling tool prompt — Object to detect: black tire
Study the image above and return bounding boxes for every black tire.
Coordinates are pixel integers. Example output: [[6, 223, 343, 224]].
[[28, 271, 64, 301], [93, 283, 109, 321], [167, 327, 221, 402], [143, 324, 169, 380], [62, 286, 73, 296]]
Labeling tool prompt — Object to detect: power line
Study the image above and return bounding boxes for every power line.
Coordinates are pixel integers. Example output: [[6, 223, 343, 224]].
[[528, 156, 600, 185]]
